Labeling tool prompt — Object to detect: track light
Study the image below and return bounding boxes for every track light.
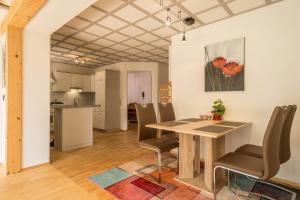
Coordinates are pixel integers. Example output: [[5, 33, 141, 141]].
[[182, 32, 187, 43], [166, 16, 171, 26], [166, 8, 171, 26], [74, 57, 85, 64]]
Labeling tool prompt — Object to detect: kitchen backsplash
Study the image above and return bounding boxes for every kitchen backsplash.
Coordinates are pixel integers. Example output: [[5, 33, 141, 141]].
[[51, 91, 95, 105]]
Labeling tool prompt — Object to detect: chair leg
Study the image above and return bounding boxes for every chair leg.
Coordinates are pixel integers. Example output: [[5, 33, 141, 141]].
[[213, 166, 217, 200], [176, 147, 179, 174], [157, 151, 162, 183]]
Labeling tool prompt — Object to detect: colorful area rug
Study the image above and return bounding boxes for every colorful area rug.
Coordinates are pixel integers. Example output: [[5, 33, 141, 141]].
[[229, 173, 299, 200], [89, 153, 299, 200]]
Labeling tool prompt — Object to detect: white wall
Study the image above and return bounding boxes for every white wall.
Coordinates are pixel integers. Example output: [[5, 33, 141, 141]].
[[22, 0, 96, 168], [97, 62, 169, 130], [0, 6, 8, 165], [170, 0, 300, 182]]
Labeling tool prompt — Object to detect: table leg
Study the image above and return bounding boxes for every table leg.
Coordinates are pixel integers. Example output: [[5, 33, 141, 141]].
[[204, 136, 225, 191], [179, 133, 194, 179], [194, 136, 201, 174]]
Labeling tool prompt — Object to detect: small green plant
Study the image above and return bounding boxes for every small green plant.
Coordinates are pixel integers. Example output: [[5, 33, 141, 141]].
[[212, 99, 225, 116]]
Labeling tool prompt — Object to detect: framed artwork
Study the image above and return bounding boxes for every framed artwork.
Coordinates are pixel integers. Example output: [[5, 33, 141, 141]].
[[205, 37, 245, 91]]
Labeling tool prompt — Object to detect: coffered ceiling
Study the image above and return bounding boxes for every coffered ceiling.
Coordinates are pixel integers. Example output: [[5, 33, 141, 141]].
[[51, 0, 282, 68]]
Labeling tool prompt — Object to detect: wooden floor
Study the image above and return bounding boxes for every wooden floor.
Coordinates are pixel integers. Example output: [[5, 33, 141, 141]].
[[0, 126, 151, 200]]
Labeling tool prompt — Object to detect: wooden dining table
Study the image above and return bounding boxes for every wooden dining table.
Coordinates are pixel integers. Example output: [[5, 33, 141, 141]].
[[146, 118, 250, 195]]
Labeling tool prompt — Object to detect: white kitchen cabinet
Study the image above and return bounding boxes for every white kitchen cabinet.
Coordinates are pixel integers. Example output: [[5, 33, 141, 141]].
[[95, 79, 105, 108], [71, 74, 83, 89], [52, 72, 70, 92], [82, 75, 95, 92], [93, 70, 120, 130], [90, 74, 95, 92]]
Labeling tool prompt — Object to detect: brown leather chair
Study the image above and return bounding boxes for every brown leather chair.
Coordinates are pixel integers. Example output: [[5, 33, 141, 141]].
[[236, 105, 297, 164], [213, 106, 288, 199], [158, 103, 177, 136], [135, 103, 178, 182]]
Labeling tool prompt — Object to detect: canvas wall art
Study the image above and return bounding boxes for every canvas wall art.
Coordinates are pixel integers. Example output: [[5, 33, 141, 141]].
[[205, 37, 245, 91]]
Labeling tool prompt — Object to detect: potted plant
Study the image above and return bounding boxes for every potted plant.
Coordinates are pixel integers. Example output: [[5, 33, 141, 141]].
[[211, 99, 225, 120]]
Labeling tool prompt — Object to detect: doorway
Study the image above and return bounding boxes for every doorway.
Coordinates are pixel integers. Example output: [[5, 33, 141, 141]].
[[127, 71, 152, 130]]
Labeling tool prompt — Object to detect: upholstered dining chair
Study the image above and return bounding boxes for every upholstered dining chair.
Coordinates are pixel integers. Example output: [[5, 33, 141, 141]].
[[158, 103, 179, 170], [135, 103, 178, 183], [236, 105, 297, 164], [158, 103, 176, 136], [232, 105, 297, 198], [213, 106, 288, 200]]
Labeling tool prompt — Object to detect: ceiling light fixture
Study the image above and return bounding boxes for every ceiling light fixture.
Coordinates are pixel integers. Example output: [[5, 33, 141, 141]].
[[74, 56, 85, 64], [166, 8, 171, 26], [182, 31, 187, 43], [181, 17, 195, 43]]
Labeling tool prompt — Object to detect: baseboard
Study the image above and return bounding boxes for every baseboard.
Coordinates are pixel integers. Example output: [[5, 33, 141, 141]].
[[270, 177, 300, 190], [22, 162, 50, 171]]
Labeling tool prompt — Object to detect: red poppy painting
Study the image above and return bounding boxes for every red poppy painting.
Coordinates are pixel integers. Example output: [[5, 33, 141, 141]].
[[205, 38, 245, 91]]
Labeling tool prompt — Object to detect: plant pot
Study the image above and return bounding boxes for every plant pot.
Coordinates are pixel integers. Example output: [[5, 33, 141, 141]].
[[213, 114, 223, 121]]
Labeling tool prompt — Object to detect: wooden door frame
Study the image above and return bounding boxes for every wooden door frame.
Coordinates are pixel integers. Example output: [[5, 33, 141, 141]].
[[1, 0, 46, 175]]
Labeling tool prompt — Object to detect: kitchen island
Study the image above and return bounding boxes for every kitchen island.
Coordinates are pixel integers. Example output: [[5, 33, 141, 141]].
[[53, 105, 94, 151]]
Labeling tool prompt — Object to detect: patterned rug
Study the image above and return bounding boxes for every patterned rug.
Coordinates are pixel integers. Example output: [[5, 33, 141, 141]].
[[88, 153, 299, 200], [229, 173, 299, 200]]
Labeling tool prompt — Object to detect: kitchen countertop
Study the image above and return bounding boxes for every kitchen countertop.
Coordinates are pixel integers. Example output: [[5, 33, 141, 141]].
[[51, 104, 99, 109]]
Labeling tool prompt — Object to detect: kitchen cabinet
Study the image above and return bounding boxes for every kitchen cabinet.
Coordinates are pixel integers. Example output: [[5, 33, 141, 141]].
[[93, 70, 120, 130], [82, 75, 95, 92], [52, 72, 70, 92], [91, 74, 95, 92], [71, 74, 83, 89]]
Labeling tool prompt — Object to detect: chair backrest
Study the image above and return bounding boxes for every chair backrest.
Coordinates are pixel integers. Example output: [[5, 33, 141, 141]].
[[135, 103, 157, 142], [261, 106, 288, 180], [158, 103, 175, 122], [280, 105, 297, 164]]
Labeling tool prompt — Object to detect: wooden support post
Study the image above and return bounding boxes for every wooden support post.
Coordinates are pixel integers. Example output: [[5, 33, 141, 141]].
[[1, 0, 46, 174], [5, 26, 22, 174]]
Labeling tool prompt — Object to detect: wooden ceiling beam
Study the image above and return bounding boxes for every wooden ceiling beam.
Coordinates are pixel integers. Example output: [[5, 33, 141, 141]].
[[1, 0, 46, 33]]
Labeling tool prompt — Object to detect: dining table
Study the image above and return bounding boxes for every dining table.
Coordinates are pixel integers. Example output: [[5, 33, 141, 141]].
[[146, 118, 251, 196]]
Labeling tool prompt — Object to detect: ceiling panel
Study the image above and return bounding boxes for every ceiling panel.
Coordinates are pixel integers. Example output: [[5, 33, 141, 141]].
[[93, 0, 125, 12], [181, 0, 219, 14], [84, 25, 111, 36], [66, 17, 90, 29], [119, 26, 145, 37], [79, 7, 106, 22], [196, 6, 229, 24], [98, 16, 128, 30], [73, 32, 98, 41], [105, 32, 129, 42], [114, 5, 147, 23], [135, 17, 164, 31], [227, 0, 266, 14], [51, 0, 282, 67]]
